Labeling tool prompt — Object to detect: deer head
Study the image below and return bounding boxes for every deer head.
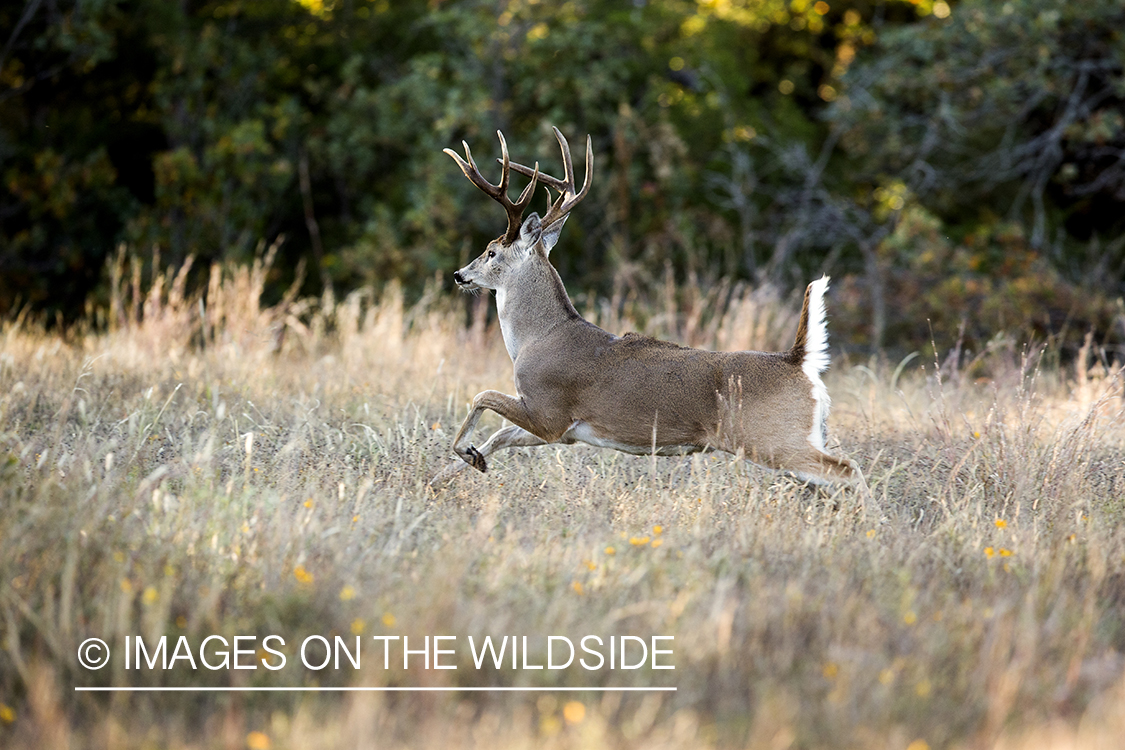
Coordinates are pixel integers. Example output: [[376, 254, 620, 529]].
[[445, 127, 591, 292]]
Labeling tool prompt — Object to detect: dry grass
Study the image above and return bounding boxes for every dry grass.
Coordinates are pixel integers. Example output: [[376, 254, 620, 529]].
[[1, 254, 1124, 750]]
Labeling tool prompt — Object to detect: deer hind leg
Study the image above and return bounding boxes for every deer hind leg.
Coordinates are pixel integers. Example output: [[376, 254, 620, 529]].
[[452, 390, 543, 473], [773, 445, 862, 488], [774, 446, 874, 513], [718, 431, 862, 488]]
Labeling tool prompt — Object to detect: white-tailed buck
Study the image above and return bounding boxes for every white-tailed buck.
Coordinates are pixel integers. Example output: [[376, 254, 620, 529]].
[[437, 127, 863, 488]]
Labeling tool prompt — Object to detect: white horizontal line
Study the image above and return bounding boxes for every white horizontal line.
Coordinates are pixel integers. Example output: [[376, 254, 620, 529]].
[[75, 686, 676, 692]]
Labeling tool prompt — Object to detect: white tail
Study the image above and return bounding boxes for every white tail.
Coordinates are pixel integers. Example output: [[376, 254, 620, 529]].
[[436, 128, 863, 489], [802, 276, 831, 452]]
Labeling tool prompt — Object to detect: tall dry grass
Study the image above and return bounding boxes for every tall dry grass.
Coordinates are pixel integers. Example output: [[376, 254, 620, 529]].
[[1, 252, 1123, 749]]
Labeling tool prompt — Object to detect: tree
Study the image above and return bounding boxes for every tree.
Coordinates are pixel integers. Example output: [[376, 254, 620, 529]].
[[822, 0, 1125, 352], [835, 0, 1125, 253], [0, 0, 154, 318]]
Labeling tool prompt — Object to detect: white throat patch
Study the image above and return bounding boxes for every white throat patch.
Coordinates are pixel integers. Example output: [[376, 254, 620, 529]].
[[495, 287, 521, 362]]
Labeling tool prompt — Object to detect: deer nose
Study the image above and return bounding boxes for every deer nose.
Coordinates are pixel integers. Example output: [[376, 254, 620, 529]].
[[453, 271, 466, 285]]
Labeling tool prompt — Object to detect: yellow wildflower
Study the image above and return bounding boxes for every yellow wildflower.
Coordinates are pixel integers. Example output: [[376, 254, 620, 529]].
[[563, 701, 586, 724]]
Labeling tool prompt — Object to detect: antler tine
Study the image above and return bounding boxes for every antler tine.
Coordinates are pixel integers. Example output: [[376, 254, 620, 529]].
[[512, 161, 540, 213], [444, 131, 540, 243], [542, 128, 592, 226], [554, 127, 573, 189], [496, 131, 512, 197], [443, 141, 499, 199], [505, 128, 592, 226], [507, 161, 569, 193]]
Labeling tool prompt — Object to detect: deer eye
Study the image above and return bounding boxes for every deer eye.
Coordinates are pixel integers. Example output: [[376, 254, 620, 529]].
[[488, 250, 496, 259]]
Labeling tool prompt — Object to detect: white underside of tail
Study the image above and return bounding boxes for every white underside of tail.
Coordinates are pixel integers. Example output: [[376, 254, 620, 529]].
[[803, 276, 831, 452]]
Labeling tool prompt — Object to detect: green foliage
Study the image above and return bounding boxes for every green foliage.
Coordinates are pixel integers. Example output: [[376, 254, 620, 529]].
[[820, 0, 1125, 353], [835, 206, 1119, 353], [835, 0, 1125, 245], [0, 0, 145, 316], [2, 0, 1123, 356], [0, 0, 908, 313]]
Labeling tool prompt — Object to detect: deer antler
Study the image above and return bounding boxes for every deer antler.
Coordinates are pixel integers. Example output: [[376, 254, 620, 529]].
[[444, 131, 539, 245], [506, 126, 592, 227]]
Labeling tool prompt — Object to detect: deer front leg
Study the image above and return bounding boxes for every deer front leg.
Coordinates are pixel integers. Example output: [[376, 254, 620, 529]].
[[452, 390, 540, 473], [432, 424, 548, 484]]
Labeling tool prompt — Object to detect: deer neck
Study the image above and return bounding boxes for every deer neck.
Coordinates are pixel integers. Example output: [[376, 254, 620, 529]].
[[495, 256, 580, 362]]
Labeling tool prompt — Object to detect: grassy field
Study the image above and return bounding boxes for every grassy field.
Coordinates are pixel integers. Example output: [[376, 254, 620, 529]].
[[1, 255, 1124, 749]]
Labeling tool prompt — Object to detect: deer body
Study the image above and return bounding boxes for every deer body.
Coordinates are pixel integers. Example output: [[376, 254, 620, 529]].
[[439, 128, 860, 487]]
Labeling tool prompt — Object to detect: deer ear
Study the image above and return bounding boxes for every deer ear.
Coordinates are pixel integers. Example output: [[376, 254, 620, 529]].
[[540, 214, 569, 256], [518, 212, 542, 251]]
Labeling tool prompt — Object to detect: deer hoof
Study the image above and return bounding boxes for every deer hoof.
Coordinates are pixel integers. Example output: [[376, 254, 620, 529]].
[[466, 446, 488, 473]]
